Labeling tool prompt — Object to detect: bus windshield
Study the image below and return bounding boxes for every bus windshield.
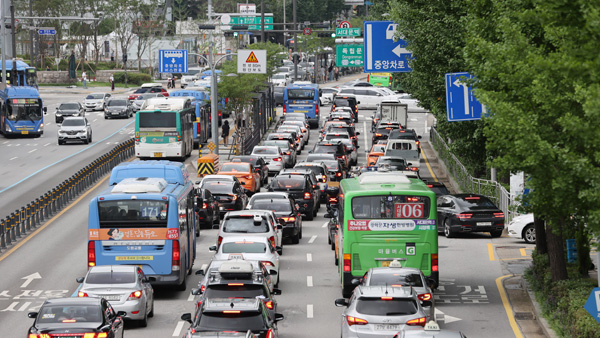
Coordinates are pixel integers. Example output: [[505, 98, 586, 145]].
[[138, 112, 176, 128], [7, 98, 42, 121], [287, 89, 316, 100], [98, 200, 168, 227]]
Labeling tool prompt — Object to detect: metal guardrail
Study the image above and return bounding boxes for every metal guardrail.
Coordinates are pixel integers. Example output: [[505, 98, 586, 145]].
[[0, 139, 135, 253], [430, 127, 513, 222]]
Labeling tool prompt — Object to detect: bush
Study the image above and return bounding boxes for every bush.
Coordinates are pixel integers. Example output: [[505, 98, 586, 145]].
[[526, 251, 600, 338], [112, 72, 151, 86]]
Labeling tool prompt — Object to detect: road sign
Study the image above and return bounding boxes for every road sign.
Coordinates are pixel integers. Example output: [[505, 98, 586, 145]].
[[227, 16, 273, 30], [363, 21, 412, 73], [336, 44, 364, 68], [238, 49, 267, 74], [585, 288, 600, 324], [158, 49, 188, 74], [445, 72, 486, 122], [339, 21, 351, 28], [336, 28, 361, 37], [303, 27, 311, 35], [37, 28, 56, 35]]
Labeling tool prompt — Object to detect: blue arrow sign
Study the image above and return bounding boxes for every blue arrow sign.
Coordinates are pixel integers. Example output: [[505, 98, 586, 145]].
[[159, 49, 188, 74], [38, 29, 56, 35], [363, 21, 412, 73], [585, 288, 600, 324], [445, 72, 486, 122]]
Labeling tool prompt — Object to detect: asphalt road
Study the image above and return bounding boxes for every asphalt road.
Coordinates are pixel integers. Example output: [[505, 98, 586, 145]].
[[0, 88, 537, 337]]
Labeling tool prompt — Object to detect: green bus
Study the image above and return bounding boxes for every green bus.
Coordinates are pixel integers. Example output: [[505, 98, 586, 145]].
[[336, 172, 438, 297], [367, 72, 392, 87]]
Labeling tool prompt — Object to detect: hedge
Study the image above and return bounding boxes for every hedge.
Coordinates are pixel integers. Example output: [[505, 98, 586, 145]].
[[526, 251, 600, 337], [112, 72, 152, 86]]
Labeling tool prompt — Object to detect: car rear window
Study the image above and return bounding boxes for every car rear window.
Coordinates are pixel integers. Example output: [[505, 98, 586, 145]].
[[325, 133, 349, 140], [253, 147, 278, 155], [201, 182, 234, 194], [220, 163, 250, 172], [198, 311, 266, 331], [204, 284, 265, 299], [222, 216, 269, 233], [459, 195, 497, 208], [271, 177, 305, 190], [251, 200, 292, 212], [313, 144, 339, 154], [86, 271, 136, 284], [36, 305, 103, 324], [369, 273, 424, 287], [221, 242, 267, 253], [355, 297, 418, 316], [333, 99, 352, 107], [294, 166, 325, 176]]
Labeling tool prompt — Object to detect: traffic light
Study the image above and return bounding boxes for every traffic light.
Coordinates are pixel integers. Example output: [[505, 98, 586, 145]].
[[224, 31, 234, 37], [331, 33, 336, 38], [317, 32, 329, 38]]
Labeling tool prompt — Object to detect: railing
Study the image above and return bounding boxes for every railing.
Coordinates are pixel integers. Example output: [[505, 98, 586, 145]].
[[0, 139, 135, 253], [430, 127, 513, 222]]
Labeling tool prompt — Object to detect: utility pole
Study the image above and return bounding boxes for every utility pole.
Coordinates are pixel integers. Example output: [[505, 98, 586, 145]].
[[1, 0, 6, 85], [28, 0, 33, 68], [292, 0, 297, 81], [260, 0, 264, 43], [10, 0, 16, 83]]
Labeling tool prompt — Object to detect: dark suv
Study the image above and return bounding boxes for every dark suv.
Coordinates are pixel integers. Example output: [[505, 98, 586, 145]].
[[181, 298, 284, 338], [310, 141, 349, 169], [199, 180, 248, 214], [331, 95, 359, 122], [268, 174, 318, 220], [279, 168, 321, 209], [249, 198, 303, 244], [324, 125, 360, 147], [372, 123, 402, 145]]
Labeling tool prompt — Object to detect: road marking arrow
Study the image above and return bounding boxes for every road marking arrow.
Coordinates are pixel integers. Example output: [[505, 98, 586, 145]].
[[392, 45, 409, 57], [434, 308, 462, 324], [21, 272, 41, 288]]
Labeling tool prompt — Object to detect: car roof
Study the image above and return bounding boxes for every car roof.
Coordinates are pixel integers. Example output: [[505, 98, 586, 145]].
[[202, 175, 236, 181], [250, 192, 290, 199], [203, 298, 261, 312], [225, 210, 273, 217], [355, 285, 416, 298], [219, 236, 271, 245], [89, 265, 136, 273], [369, 266, 422, 275]]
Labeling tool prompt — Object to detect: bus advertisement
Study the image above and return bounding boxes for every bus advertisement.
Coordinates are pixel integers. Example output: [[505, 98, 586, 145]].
[[135, 97, 195, 160], [88, 176, 197, 290], [336, 172, 438, 297], [283, 83, 321, 129]]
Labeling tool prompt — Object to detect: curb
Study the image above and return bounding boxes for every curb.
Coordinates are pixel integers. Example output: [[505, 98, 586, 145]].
[[523, 276, 559, 338]]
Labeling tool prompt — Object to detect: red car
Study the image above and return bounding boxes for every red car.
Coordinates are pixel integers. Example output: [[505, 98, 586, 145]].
[[128, 84, 168, 101]]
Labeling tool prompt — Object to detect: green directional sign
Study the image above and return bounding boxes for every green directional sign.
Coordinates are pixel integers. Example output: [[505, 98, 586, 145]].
[[229, 16, 273, 30], [336, 44, 364, 67], [336, 28, 361, 37]]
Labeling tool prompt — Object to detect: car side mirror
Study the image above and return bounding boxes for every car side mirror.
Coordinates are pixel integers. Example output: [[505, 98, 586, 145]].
[[191, 288, 202, 295], [357, 101, 361, 104], [43, 107, 47, 113], [418, 135, 422, 139], [195, 269, 205, 276], [335, 298, 349, 307], [272, 288, 282, 295], [276, 246, 283, 255], [269, 269, 278, 276], [351, 278, 362, 286], [181, 313, 193, 324], [356, 131, 360, 135], [240, 181, 246, 185], [308, 150, 313, 153], [28, 312, 38, 318], [277, 224, 283, 230], [76, 277, 84, 283], [208, 245, 217, 252], [274, 313, 285, 322], [428, 277, 438, 289]]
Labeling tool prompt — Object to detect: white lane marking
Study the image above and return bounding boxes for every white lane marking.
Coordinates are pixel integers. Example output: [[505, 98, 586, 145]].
[[307, 253, 312, 262], [321, 222, 328, 228], [308, 235, 317, 244], [187, 291, 195, 302], [28, 149, 37, 153], [307, 276, 313, 287], [44, 143, 51, 146], [307, 304, 314, 318], [10, 157, 17, 160], [172, 321, 186, 336]]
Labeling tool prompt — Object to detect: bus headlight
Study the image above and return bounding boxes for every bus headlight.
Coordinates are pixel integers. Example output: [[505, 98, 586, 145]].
[[38, 124, 44, 131]]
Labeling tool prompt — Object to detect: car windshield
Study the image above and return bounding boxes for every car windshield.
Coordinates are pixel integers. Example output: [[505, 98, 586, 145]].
[[59, 103, 80, 110], [220, 163, 250, 172], [371, 145, 386, 153], [221, 242, 267, 253], [61, 118, 85, 127], [222, 216, 269, 233], [355, 297, 418, 316], [134, 88, 150, 93], [321, 160, 340, 171], [36, 304, 103, 324], [251, 200, 292, 212], [253, 147, 278, 155], [369, 273, 424, 287], [198, 312, 266, 331], [376, 158, 407, 169], [271, 177, 304, 190], [86, 271, 136, 284], [108, 100, 127, 107], [201, 182, 234, 194], [86, 94, 105, 100], [204, 285, 265, 298]]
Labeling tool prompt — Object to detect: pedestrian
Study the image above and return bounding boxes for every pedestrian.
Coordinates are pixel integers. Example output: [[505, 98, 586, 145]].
[[109, 74, 115, 92], [319, 66, 325, 83], [45, 65, 50, 71], [171, 76, 176, 89], [110, 50, 115, 62], [328, 62, 334, 81], [82, 71, 87, 89], [167, 75, 172, 89], [222, 120, 230, 146], [334, 66, 339, 81]]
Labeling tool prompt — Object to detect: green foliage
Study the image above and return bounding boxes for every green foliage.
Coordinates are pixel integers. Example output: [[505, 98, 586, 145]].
[[526, 251, 600, 338], [112, 72, 151, 85]]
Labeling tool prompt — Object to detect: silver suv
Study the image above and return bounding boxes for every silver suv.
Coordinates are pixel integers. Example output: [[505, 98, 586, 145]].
[[57, 117, 92, 145]]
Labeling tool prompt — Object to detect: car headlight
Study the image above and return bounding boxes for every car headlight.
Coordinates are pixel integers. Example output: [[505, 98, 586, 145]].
[[56, 113, 62, 117], [58, 130, 65, 134]]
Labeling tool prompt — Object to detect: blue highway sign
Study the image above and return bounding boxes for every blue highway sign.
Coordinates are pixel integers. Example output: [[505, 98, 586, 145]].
[[585, 288, 600, 324], [363, 21, 412, 73], [159, 49, 188, 74], [445, 72, 486, 122], [38, 28, 56, 35]]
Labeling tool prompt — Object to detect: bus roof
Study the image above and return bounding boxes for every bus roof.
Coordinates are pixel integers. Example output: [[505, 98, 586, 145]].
[[2, 60, 31, 70], [109, 160, 190, 186], [286, 83, 319, 90], [142, 97, 191, 111], [341, 172, 432, 194], [111, 177, 168, 194], [4, 86, 40, 97]]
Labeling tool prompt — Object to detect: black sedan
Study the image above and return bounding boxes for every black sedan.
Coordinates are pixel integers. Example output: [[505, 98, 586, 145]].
[[27, 297, 125, 338], [55, 102, 85, 123], [200, 180, 248, 215], [437, 194, 505, 238], [195, 188, 220, 231], [249, 197, 303, 244]]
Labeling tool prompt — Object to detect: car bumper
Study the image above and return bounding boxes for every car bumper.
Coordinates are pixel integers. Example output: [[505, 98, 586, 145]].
[[507, 225, 523, 239], [282, 223, 299, 238], [105, 111, 128, 117], [266, 162, 283, 174], [135, 143, 186, 158], [217, 201, 243, 214], [58, 134, 88, 141], [451, 221, 504, 233], [111, 300, 147, 320], [85, 102, 104, 110], [297, 200, 315, 215]]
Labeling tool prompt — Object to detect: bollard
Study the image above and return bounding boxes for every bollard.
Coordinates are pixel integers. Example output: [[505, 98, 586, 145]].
[[43, 193, 50, 219], [15, 209, 21, 238], [8, 212, 15, 243], [34, 198, 41, 225], [0, 218, 5, 251], [26, 204, 32, 231], [19, 207, 25, 236], [51, 189, 57, 214]]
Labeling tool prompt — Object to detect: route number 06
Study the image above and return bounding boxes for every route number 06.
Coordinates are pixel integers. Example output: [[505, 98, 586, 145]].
[[395, 203, 424, 218]]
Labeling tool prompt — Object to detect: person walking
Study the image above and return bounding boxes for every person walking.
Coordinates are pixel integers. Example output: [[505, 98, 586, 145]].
[[82, 71, 87, 89], [222, 120, 230, 146], [109, 74, 115, 91], [328, 62, 334, 81], [334, 66, 339, 81]]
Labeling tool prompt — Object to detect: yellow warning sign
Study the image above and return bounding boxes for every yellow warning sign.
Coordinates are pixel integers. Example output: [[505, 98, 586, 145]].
[[246, 52, 259, 63]]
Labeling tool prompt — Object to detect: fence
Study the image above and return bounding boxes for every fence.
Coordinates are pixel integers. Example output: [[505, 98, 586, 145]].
[[430, 127, 513, 222], [0, 139, 135, 253]]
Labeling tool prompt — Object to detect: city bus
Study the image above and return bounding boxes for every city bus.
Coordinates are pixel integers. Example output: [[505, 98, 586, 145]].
[[283, 83, 321, 129], [169, 89, 212, 148], [135, 97, 195, 160], [367, 72, 392, 87], [0, 87, 46, 137], [336, 172, 438, 297], [88, 176, 197, 290], [1, 59, 38, 87]]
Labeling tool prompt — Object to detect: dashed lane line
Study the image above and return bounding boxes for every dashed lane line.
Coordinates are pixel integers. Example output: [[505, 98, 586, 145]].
[[307, 276, 313, 287], [308, 235, 317, 244], [307, 304, 314, 318], [172, 321, 185, 337], [307, 253, 312, 262]]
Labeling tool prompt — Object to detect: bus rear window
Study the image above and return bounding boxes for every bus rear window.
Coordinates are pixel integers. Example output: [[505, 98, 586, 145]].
[[287, 89, 316, 100], [138, 112, 176, 128], [98, 200, 168, 227], [351, 195, 430, 219]]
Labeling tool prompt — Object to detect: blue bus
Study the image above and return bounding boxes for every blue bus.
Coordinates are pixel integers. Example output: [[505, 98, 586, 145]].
[[88, 176, 197, 290], [283, 83, 322, 128], [170, 89, 212, 148], [2, 60, 38, 87]]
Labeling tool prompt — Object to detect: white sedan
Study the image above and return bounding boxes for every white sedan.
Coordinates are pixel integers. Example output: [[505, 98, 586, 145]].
[[507, 213, 535, 244], [210, 235, 280, 287]]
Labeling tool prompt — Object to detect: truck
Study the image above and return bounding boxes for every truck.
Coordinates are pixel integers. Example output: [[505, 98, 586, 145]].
[[379, 100, 408, 127], [384, 139, 420, 169]]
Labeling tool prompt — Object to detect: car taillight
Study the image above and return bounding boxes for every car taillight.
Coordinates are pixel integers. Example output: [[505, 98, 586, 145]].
[[88, 241, 96, 267], [418, 293, 432, 301], [266, 329, 275, 338], [343, 254, 351, 272], [381, 296, 393, 300], [336, 172, 342, 177], [322, 174, 328, 181], [218, 236, 223, 246], [283, 105, 287, 114], [331, 104, 336, 111], [231, 194, 238, 201], [329, 197, 338, 203], [128, 290, 143, 300], [273, 157, 282, 162], [77, 291, 88, 297], [494, 212, 505, 218], [406, 317, 427, 327], [316, 105, 319, 115], [245, 175, 254, 179], [284, 151, 291, 155], [432, 253, 438, 272], [172, 240, 181, 271], [261, 261, 274, 268], [355, 105, 358, 113], [197, 123, 201, 135], [265, 300, 274, 309], [375, 133, 382, 137], [346, 315, 368, 326], [416, 140, 420, 146], [304, 192, 312, 200], [456, 213, 472, 220], [203, 202, 207, 208], [268, 236, 276, 248], [281, 216, 296, 222]]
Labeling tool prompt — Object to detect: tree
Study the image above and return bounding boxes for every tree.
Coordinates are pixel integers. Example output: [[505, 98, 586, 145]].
[[133, 0, 163, 71], [110, 0, 138, 69]]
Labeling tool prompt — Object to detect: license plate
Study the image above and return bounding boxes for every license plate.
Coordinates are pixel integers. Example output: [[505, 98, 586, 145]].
[[112, 112, 120, 115], [21, 131, 29, 134], [103, 295, 121, 301], [374, 324, 400, 331], [153, 152, 163, 158], [477, 222, 492, 226], [381, 261, 392, 267]]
